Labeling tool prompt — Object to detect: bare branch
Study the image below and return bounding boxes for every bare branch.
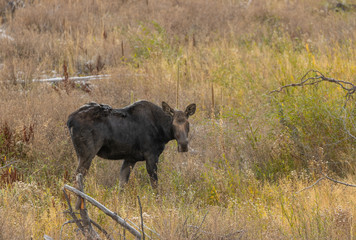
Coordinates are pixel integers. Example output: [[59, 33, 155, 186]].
[[341, 107, 356, 141], [270, 69, 356, 98], [222, 229, 245, 239], [75, 174, 101, 240], [176, 216, 189, 238], [296, 174, 356, 193], [62, 189, 85, 233], [0, 161, 19, 169], [125, 218, 158, 239], [137, 196, 145, 240], [296, 177, 325, 194], [64, 184, 142, 239], [90, 219, 115, 240], [60, 220, 78, 240], [43, 234, 54, 240], [323, 174, 356, 188], [191, 211, 209, 240]]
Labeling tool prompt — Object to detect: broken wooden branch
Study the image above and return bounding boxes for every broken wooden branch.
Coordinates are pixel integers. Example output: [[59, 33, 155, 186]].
[[62, 188, 85, 234], [76, 174, 102, 240], [43, 234, 54, 240], [296, 174, 356, 193], [0, 161, 19, 169], [296, 177, 325, 194], [64, 183, 142, 239], [60, 220, 78, 240], [191, 211, 209, 240], [125, 218, 157, 239], [270, 69, 356, 99], [137, 195, 145, 240], [323, 174, 356, 188], [90, 219, 114, 240]]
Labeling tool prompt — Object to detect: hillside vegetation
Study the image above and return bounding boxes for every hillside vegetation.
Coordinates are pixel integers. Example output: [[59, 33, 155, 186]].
[[0, 0, 356, 239]]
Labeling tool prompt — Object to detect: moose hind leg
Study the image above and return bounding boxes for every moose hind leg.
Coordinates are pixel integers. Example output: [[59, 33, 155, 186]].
[[73, 131, 101, 177], [72, 136, 100, 210], [74, 152, 97, 210], [119, 160, 136, 189], [75, 150, 97, 176]]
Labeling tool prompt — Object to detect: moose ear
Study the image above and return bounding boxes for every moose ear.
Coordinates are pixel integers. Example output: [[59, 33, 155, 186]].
[[185, 103, 196, 117], [162, 102, 174, 115]]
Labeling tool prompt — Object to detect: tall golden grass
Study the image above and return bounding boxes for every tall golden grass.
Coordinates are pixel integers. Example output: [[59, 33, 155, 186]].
[[0, 0, 356, 239]]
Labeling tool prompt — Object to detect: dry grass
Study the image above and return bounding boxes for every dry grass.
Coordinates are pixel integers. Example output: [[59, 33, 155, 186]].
[[0, 0, 356, 239]]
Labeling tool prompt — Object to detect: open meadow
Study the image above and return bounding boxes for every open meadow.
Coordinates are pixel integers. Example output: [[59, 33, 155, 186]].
[[0, 0, 356, 239]]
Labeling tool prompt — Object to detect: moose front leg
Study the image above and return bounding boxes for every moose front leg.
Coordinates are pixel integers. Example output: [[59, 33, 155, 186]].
[[145, 154, 159, 189]]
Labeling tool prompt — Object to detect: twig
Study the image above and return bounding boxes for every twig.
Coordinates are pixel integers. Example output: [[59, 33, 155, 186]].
[[90, 219, 115, 240], [175, 216, 189, 238], [191, 211, 209, 240], [60, 220, 78, 240], [62, 189, 85, 234], [64, 184, 142, 239], [137, 196, 145, 240], [323, 174, 356, 188], [125, 218, 156, 239], [222, 229, 245, 239], [0, 161, 18, 169], [296, 174, 356, 193], [270, 69, 356, 99], [296, 177, 325, 194], [341, 106, 356, 141], [76, 174, 101, 240], [43, 234, 54, 240]]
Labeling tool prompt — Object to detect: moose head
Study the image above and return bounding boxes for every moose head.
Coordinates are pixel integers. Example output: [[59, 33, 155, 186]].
[[162, 102, 196, 152]]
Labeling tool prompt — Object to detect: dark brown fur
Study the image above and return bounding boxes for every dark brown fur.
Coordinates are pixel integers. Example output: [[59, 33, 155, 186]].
[[67, 100, 196, 188]]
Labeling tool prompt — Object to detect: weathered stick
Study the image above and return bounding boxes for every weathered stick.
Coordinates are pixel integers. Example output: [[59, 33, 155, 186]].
[[64, 184, 142, 239], [191, 211, 209, 240], [296, 177, 325, 194], [137, 196, 145, 240], [90, 219, 115, 240], [76, 174, 101, 240], [125, 218, 157, 239], [296, 174, 356, 193], [0, 161, 18, 169], [43, 234, 54, 240], [323, 174, 356, 188], [60, 220, 78, 240], [62, 189, 85, 233]]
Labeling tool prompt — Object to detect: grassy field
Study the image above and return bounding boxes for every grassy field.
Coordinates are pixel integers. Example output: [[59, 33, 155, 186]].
[[0, 0, 356, 239]]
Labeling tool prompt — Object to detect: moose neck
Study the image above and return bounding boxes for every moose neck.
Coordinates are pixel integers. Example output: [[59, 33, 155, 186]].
[[153, 107, 175, 143], [164, 116, 175, 143]]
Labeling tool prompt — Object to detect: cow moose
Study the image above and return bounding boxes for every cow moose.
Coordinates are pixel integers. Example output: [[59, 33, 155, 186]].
[[67, 100, 196, 189]]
